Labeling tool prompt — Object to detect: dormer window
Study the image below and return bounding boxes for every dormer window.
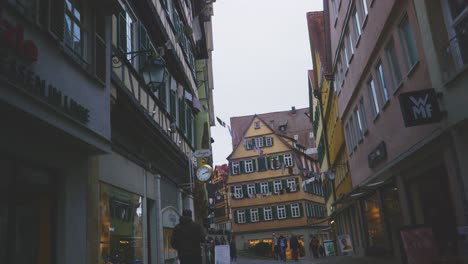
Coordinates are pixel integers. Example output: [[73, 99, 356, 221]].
[[254, 121, 260, 129], [279, 125, 287, 131]]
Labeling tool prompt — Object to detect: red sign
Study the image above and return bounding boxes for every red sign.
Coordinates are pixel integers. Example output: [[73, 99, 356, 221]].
[[0, 15, 38, 62], [400, 226, 438, 264]]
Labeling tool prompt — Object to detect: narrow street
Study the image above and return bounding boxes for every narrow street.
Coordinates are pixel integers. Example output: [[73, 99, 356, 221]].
[[233, 255, 400, 264]]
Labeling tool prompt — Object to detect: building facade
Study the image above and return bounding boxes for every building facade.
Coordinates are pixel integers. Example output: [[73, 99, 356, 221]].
[[326, 0, 466, 260], [307, 10, 356, 255], [227, 109, 327, 258], [0, 0, 216, 263]]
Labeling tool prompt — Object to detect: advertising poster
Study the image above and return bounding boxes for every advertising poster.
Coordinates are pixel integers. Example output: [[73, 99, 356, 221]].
[[214, 245, 230, 264], [337, 234, 354, 253], [399, 226, 438, 264], [323, 240, 336, 256]]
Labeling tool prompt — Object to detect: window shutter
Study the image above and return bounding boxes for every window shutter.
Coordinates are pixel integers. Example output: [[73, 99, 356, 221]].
[[228, 162, 232, 175], [279, 155, 285, 164], [138, 24, 148, 70], [272, 206, 277, 220], [281, 179, 287, 192], [258, 208, 264, 221], [267, 156, 272, 170], [252, 159, 257, 172], [286, 205, 292, 218], [246, 209, 251, 223], [234, 210, 238, 224], [295, 178, 299, 191], [255, 183, 260, 194], [239, 161, 245, 173], [262, 137, 267, 146], [242, 185, 247, 198], [230, 186, 235, 199], [258, 157, 266, 171], [270, 137, 274, 146], [268, 181, 273, 193], [50, 0, 64, 40], [299, 203, 304, 217]]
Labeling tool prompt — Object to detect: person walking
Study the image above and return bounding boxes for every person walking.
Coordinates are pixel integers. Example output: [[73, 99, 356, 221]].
[[278, 235, 288, 262], [229, 238, 237, 263], [319, 244, 325, 257], [289, 235, 299, 261], [310, 236, 319, 259], [171, 209, 205, 264]]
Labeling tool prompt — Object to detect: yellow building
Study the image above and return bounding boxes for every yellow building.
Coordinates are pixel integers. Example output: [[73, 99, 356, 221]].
[[227, 112, 327, 258]]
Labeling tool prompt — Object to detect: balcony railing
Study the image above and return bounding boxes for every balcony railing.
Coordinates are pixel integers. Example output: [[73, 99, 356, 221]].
[[441, 16, 468, 82]]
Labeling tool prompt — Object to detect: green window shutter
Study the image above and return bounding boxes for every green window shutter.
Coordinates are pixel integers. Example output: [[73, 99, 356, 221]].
[[281, 179, 287, 191], [295, 178, 300, 191], [255, 183, 260, 194], [279, 155, 285, 164], [242, 185, 247, 198], [246, 209, 251, 223], [286, 204, 292, 218], [267, 157, 272, 170], [252, 159, 257, 172], [299, 203, 304, 217], [258, 157, 266, 171], [234, 210, 238, 224], [240, 161, 245, 173], [259, 208, 264, 221], [270, 137, 274, 146], [228, 162, 232, 175], [263, 137, 267, 146], [272, 206, 278, 220], [50, 0, 64, 40], [268, 181, 274, 193]]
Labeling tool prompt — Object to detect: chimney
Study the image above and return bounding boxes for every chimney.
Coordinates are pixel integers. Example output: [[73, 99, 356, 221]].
[[291, 106, 296, 114]]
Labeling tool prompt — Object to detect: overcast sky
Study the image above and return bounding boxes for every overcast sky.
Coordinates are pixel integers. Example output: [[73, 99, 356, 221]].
[[210, 0, 323, 166]]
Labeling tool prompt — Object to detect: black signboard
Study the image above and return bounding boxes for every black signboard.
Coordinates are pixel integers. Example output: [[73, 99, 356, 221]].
[[399, 89, 442, 127], [368, 142, 387, 168]]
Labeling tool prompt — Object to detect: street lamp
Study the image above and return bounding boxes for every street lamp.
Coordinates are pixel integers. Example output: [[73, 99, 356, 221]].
[[141, 57, 167, 93]]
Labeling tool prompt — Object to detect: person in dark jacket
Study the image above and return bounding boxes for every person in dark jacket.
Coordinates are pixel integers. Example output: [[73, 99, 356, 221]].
[[289, 235, 299, 261], [171, 209, 205, 264]]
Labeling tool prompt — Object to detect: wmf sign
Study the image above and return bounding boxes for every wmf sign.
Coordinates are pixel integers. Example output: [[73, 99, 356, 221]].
[[399, 89, 443, 127]]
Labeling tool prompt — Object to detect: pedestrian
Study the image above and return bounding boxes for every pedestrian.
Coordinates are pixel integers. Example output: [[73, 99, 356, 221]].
[[310, 236, 319, 259], [230, 238, 237, 263], [220, 236, 226, 245], [319, 244, 325, 257], [273, 233, 280, 261], [214, 236, 220, 245], [171, 209, 206, 264], [289, 234, 299, 261], [278, 235, 288, 262]]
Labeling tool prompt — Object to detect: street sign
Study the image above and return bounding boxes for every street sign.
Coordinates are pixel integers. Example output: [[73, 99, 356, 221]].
[[194, 149, 212, 158], [398, 89, 442, 127]]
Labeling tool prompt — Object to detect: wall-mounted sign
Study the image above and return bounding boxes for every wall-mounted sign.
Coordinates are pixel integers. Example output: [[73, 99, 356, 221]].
[[399, 89, 442, 127], [0, 15, 38, 62], [194, 149, 211, 158], [368, 141, 387, 168]]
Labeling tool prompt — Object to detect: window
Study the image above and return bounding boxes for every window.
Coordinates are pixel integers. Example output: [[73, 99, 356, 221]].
[[232, 162, 240, 175], [277, 205, 286, 219], [343, 45, 349, 69], [234, 186, 243, 199], [264, 207, 273, 221], [237, 210, 246, 223], [250, 209, 259, 222], [291, 203, 300, 218], [64, 0, 85, 58], [245, 160, 254, 173], [247, 184, 256, 196], [254, 121, 260, 129], [346, 30, 354, 57], [359, 98, 369, 131], [265, 137, 273, 147], [255, 137, 263, 148], [352, 8, 361, 41], [385, 40, 403, 88], [354, 109, 364, 139], [441, 0, 468, 71], [349, 116, 358, 148], [273, 180, 282, 194], [368, 78, 380, 116], [375, 62, 389, 104], [287, 179, 297, 192], [270, 156, 280, 169], [260, 182, 269, 194], [283, 154, 293, 167], [399, 15, 419, 68], [360, 0, 368, 18]]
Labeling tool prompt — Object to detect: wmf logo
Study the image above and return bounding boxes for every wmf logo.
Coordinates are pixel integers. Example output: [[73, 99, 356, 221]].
[[399, 89, 442, 127]]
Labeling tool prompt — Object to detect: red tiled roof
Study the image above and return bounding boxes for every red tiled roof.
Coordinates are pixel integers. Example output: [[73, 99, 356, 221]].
[[307, 11, 326, 68]]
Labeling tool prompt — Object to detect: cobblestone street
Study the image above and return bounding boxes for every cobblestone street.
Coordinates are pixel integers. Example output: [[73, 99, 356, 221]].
[[233, 255, 400, 264]]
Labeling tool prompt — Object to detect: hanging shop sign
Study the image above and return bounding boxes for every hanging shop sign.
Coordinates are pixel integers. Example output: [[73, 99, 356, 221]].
[[398, 89, 442, 127], [194, 149, 211, 158], [368, 141, 387, 168], [0, 17, 89, 124]]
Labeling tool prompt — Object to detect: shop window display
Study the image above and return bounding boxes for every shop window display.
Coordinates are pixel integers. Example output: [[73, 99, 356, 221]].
[[363, 192, 385, 248], [99, 183, 144, 264]]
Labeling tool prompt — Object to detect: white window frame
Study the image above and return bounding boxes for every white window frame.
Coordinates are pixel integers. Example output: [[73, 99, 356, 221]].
[[441, 1, 468, 70], [398, 15, 419, 68], [343, 45, 349, 69], [255, 137, 263, 148], [376, 62, 389, 104], [245, 160, 254, 173], [291, 203, 300, 218], [247, 184, 256, 196], [64, 0, 87, 60], [359, 98, 368, 131], [283, 154, 293, 167], [368, 78, 380, 116], [277, 205, 286, 219], [354, 108, 364, 138], [265, 137, 273, 146], [353, 8, 361, 40], [287, 178, 297, 192], [250, 208, 259, 222], [260, 182, 269, 194], [361, 0, 368, 18], [234, 185, 243, 199], [273, 180, 282, 194], [264, 207, 273, 221], [232, 161, 240, 175], [254, 121, 260, 129], [237, 210, 246, 223], [385, 40, 403, 89]]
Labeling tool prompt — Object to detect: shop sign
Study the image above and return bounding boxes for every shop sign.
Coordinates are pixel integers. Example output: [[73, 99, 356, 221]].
[[398, 89, 442, 127], [194, 149, 211, 158], [0, 15, 38, 62], [399, 225, 438, 264], [368, 141, 387, 168], [323, 240, 336, 256], [337, 234, 353, 253]]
